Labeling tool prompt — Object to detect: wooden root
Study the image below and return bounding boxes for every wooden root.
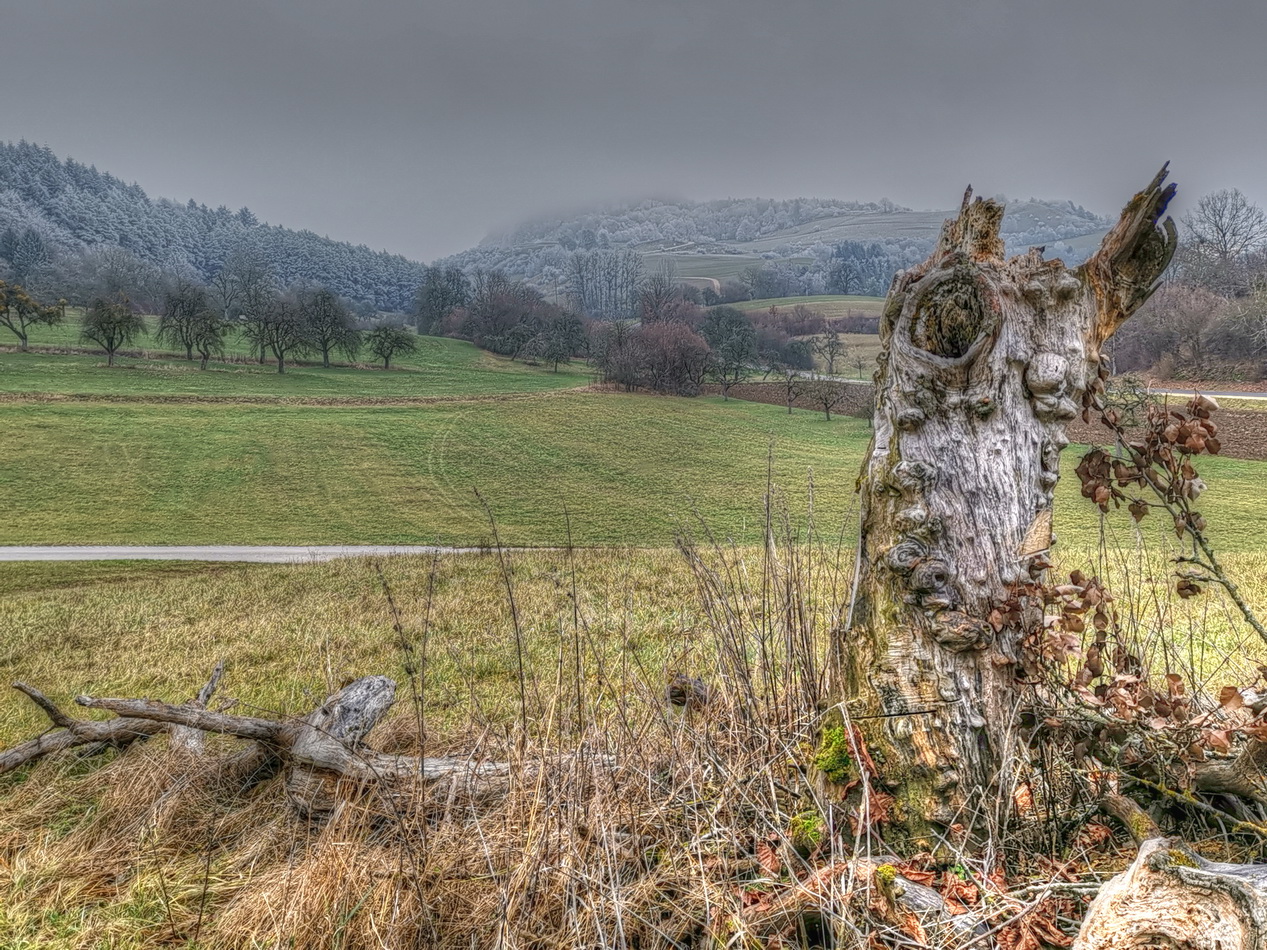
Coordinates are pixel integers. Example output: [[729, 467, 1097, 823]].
[[1075, 837, 1267, 950]]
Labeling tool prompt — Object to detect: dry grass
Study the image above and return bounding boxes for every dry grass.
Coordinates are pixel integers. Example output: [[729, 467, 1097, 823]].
[[0, 530, 851, 948], [1, 524, 1267, 947]]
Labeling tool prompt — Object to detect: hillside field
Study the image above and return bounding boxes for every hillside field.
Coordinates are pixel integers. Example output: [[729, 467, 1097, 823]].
[[4, 317, 1267, 949], [0, 333, 591, 399], [732, 294, 886, 318], [3, 377, 1267, 551], [640, 253, 816, 285]]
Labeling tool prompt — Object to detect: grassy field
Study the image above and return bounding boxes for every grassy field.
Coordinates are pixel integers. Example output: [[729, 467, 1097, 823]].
[[731, 295, 886, 374], [0, 551, 700, 744], [1, 540, 1261, 748], [0, 393, 869, 545], [640, 253, 816, 284], [0, 539, 1260, 949], [5, 323, 1267, 948], [3, 384, 1267, 551], [0, 336, 591, 398]]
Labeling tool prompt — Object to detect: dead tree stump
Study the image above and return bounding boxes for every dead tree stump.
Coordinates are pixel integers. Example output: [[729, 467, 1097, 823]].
[[832, 168, 1178, 846]]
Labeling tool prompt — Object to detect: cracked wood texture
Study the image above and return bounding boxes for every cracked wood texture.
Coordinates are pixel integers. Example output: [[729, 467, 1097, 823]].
[[834, 167, 1177, 847], [1075, 838, 1267, 950]]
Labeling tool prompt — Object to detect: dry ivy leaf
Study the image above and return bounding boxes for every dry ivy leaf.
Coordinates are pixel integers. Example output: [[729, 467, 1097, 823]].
[[1219, 686, 1245, 710], [755, 838, 782, 877]]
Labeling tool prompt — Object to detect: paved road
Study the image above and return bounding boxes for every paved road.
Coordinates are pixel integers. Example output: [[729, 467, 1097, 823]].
[[0, 545, 483, 563], [1152, 388, 1267, 401]]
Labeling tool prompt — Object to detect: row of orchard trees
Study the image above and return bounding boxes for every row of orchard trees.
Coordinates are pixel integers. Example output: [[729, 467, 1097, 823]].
[[0, 278, 418, 372]]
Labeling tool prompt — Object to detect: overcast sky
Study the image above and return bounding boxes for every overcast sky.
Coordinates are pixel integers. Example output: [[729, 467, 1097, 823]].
[[3, 0, 1264, 260]]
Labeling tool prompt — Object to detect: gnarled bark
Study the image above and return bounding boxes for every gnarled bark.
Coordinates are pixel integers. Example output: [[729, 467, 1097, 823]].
[[832, 168, 1178, 846]]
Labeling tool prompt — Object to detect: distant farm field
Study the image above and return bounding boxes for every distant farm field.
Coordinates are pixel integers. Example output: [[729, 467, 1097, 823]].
[[0, 392, 870, 546], [733, 294, 886, 318], [2, 331, 1266, 554], [640, 253, 815, 285]]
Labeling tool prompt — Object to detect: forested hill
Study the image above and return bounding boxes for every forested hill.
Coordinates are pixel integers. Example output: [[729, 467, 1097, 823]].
[[441, 195, 1113, 298], [0, 141, 425, 311], [0, 139, 1114, 309]]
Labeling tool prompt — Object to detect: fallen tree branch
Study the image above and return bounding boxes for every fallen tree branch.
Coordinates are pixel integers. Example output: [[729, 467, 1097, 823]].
[[1195, 738, 1267, 804], [169, 659, 225, 755], [0, 681, 178, 776], [75, 675, 512, 817], [1098, 790, 1162, 844], [1, 663, 231, 775], [1124, 774, 1267, 839]]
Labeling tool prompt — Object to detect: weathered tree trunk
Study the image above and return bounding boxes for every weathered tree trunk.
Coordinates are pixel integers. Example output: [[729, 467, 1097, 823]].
[[832, 168, 1178, 846]]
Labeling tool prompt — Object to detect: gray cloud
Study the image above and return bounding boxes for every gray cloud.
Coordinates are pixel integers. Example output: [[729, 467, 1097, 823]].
[[3, 0, 1264, 259]]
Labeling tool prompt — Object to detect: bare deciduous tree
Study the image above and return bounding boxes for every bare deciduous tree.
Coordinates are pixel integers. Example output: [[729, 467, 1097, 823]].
[[813, 323, 846, 374], [0, 280, 62, 350], [80, 295, 146, 367], [1183, 188, 1267, 263], [365, 323, 416, 369], [778, 367, 808, 413], [157, 279, 210, 361], [299, 287, 360, 368], [255, 299, 310, 374], [804, 375, 848, 420]]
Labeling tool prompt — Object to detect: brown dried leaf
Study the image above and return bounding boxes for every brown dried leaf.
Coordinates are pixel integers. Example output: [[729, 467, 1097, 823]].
[[755, 838, 782, 876], [1219, 686, 1245, 710]]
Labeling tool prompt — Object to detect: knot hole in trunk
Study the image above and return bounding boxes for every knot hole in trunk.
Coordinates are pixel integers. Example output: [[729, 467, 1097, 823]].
[[910, 271, 993, 360]]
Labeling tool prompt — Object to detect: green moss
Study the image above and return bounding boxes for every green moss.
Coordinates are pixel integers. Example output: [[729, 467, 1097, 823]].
[[813, 725, 857, 785], [1164, 848, 1198, 868], [1128, 809, 1157, 844], [788, 812, 824, 854]]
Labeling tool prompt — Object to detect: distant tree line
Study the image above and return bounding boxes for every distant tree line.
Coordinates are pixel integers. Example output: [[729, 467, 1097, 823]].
[[0, 140, 1120, 326], [413, 266, 585, 371], [412, 254, 874, 396], [439, 195, 1111, 300]]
